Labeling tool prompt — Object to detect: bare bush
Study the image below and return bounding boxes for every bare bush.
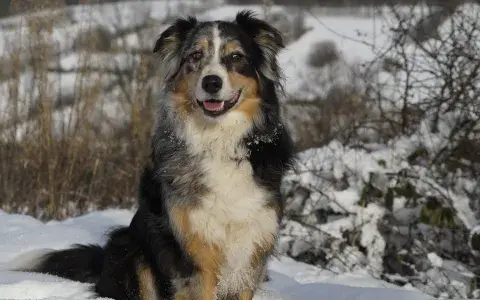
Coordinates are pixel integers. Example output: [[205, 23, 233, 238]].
[[73, 25, 114, 52], [0, 1, 162, 220], [285, 84, 370, 151], [307, 40, 341, 68]]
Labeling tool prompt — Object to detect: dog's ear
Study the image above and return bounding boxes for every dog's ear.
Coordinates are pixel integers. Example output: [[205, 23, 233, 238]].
[[153, 16, 197, 83], [235, 10, 284, 82]]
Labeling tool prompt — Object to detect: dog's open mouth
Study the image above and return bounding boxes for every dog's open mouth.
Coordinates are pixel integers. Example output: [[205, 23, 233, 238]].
[[197, 90, 241, 117]]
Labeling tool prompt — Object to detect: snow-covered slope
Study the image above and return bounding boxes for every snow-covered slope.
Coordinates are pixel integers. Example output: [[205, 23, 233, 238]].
[[0, 209, 435, 300]]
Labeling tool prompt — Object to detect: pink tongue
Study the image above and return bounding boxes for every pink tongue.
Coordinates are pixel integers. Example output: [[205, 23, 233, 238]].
[[203, 101, 224, 111]]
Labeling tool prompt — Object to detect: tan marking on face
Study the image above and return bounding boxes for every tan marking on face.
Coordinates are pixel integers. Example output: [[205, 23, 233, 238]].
[[236, 98, 261, 121], [171, 75, 195, 119], [228, 72, 261, 120], [171, 205, 224, 300], [195, 38, 209, 52], [222, 41, 243, 55], [136, 260, 158, 300]]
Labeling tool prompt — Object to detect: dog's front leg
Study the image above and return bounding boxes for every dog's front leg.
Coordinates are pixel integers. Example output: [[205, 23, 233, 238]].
[[170, 207, 222, 300], [199, 270, 219, 300], [186, 240, 221, 300], [173, 272, 218, 300]]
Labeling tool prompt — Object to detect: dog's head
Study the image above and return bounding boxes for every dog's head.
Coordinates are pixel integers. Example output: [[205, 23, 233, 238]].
[[153, 10, 284, 122]]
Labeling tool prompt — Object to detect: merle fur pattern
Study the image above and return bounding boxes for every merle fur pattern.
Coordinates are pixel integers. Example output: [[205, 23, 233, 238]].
[[14, 10, 295, 300]]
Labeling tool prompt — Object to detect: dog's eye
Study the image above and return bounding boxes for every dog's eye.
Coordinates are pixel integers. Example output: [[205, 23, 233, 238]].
[[189, 51, 203, 62], [230, 52, 244, 61]]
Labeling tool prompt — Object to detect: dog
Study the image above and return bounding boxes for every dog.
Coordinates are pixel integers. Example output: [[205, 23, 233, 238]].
[[10, 10, 295, 300]]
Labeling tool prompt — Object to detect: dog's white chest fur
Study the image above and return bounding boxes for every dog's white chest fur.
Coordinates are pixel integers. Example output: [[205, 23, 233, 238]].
[[183, 112, 278, 295]]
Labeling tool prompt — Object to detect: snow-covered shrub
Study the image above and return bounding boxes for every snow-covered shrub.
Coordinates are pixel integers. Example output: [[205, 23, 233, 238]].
[[280, 3, 480, 298]]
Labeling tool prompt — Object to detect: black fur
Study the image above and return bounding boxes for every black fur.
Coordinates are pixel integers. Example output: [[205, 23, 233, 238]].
[[30, 244, 104, 283], [17, 10, 295, 300], [27, 175, 197, 300]]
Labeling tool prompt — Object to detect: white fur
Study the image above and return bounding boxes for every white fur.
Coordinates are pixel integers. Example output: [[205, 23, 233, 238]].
[[212, 25, 222, 64], [183, 111, 278, 295], [195, 24, 236, 103], [4, 248, 53, 271]]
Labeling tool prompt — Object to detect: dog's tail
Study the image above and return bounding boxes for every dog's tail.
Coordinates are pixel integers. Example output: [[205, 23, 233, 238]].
[[7, 244, 104, 283]]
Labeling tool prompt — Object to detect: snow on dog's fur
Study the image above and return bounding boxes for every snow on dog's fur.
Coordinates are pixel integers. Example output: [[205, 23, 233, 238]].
[[11, 10, 295, 300]]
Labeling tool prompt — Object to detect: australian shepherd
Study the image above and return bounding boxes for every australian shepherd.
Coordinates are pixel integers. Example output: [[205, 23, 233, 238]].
[[10, 10, 295, 300]]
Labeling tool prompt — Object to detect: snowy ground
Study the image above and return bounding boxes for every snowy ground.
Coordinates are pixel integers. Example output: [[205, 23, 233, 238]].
[[0, 209, 435, 300]]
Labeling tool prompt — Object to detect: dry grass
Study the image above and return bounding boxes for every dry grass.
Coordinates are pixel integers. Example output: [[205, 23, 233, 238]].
[[0, 0, 380, 220], [285, 84, 371, 151], [0, 0, 156, 220]]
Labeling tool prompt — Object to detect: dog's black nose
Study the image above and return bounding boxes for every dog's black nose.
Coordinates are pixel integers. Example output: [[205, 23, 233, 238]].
[[202, 75, 223, 94]]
